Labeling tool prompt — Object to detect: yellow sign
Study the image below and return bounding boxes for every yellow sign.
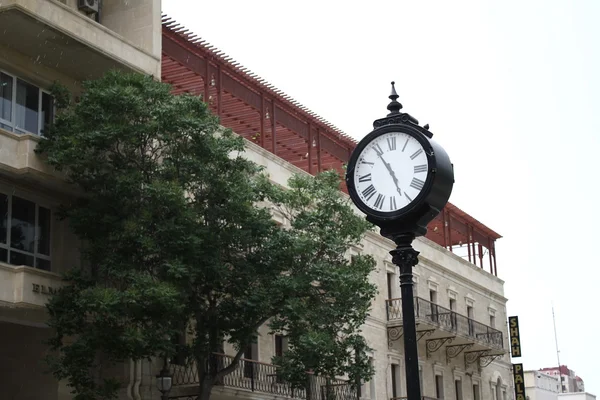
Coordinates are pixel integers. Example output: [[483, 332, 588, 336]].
[[508, 316, 522, 357], [513, 363, 526, 400]]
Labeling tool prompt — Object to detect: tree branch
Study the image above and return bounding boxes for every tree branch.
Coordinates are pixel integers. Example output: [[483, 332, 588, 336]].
[[213, 315, 271, 380]]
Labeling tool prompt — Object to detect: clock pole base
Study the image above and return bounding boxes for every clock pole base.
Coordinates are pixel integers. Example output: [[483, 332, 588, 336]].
[[389, 233, 422, 400]]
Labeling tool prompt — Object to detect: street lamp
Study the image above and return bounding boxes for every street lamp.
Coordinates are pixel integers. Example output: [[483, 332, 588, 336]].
[[156, 357, 173, 400], [345, 83, 454, 400]]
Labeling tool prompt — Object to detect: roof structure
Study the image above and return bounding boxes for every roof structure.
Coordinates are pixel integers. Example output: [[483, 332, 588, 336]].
[[160, 15, 501, 276], [541, 365, 573, 376]]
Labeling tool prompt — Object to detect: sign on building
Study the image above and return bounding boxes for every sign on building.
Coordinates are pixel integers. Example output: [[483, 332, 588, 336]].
[[513, 363, 526, 400], [508, 316, 522, 357]]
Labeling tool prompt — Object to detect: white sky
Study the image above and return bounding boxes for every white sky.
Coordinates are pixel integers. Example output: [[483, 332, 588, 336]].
[[163, 0, 599, 392]]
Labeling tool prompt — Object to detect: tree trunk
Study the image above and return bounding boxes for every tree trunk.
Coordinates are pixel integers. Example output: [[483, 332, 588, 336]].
[[306, 373, 314, 400], [198, 376, 214, 400]]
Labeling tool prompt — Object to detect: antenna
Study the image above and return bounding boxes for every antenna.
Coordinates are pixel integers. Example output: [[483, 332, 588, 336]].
[[552, 303, 563, 393]]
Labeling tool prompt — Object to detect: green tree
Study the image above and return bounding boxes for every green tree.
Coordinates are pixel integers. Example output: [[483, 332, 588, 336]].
[[38, 70, 377, 400]]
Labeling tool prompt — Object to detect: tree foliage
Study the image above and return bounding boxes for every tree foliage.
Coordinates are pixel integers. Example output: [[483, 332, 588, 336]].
[[38, 70, 377, 400]]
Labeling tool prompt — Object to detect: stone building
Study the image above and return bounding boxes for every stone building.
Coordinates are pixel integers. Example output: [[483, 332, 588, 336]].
[[161, 16, 512, 400], [0, 1, 161, 399], [0, 2, 512, 399]]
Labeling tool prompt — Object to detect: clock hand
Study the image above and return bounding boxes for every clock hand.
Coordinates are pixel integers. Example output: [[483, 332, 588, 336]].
[[377, 153, 402, 196]]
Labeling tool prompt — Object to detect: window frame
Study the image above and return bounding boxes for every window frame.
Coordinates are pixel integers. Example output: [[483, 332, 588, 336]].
[[0, 190, 53, 271], [0, 68, 54, 136]]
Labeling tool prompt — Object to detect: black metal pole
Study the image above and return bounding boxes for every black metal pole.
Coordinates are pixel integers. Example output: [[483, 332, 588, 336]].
[[389, 233, 421, 400]]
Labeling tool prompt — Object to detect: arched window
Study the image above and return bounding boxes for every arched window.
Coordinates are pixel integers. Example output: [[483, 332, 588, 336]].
[[496, 377, 503, 400]]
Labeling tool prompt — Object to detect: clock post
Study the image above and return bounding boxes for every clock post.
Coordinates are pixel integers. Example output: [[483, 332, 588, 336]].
[[345, 83, 454, 400]]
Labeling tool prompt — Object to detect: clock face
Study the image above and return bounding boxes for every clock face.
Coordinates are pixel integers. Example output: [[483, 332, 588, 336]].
[[352, 131, 429, 213]]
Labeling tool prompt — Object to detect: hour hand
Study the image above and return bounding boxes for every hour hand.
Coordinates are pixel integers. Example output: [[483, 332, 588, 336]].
[[378, 154, 402, 195]]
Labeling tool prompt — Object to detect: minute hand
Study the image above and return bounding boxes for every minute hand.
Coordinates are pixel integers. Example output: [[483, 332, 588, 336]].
[[377, 154, 402, 195]]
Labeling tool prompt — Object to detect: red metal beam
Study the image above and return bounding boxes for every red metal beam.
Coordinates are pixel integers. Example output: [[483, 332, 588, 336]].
[[260, 94, 265, 148], [308, 122, 313, 175], [271, 100, 276, 155]]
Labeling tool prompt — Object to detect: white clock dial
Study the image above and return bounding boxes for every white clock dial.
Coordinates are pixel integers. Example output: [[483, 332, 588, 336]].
[[353, 131, 429, 212]]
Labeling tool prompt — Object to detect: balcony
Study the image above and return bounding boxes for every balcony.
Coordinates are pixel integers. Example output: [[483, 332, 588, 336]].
[[386, 297, 504, 368], [0, 262, 63, 326], [0, 0, 160, 80], [169, 353, 357, 400], [391, 398, 437, 400], [0, 128, 74, 192]]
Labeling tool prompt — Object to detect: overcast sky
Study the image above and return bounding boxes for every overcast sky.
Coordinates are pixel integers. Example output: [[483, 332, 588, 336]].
[[163, 0, 599, 392]]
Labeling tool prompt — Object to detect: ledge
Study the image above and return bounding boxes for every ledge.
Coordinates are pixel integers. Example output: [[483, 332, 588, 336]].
[[0, 262, 63, 307], [0, 0, 160, 79]]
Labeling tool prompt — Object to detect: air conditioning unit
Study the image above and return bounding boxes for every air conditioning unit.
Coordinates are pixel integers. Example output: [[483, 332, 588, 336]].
[[78, 0, 99, 13]]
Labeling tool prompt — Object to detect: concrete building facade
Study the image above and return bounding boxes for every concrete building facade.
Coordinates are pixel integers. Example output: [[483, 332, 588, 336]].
[[0, 2, 512, 400], [524, 370, 595, 400], [539, 366, 585, 394], [0, 1, 161, 399], [525, 370, 560, 400], [558, 393, 596, 400], [162, 17, 512, 400]]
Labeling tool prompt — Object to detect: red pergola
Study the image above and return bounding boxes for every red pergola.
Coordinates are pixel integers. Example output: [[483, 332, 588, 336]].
[[160, 15, 501, 277]]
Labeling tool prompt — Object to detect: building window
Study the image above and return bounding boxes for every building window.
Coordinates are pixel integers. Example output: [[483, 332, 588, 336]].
[[495, 378, 502, 400], [0, 71, 54, 136], [467, 305, 474, 335], [0, 193, 51, 271], [429, 289, 437, 303], [490, 314, 496, 328], [243, 340, 258, 378], [435, 375, 444, 399], [455, 379, 463, 400], [369, 358, 376, 400], [430, 289, 438, 322], [391, 363, 400, 399], [449, 298, 457, 329], [361, 357, 376, 400], [473, 384, 480, 400], [274, 335, 288, 383], [275, 334, 288, 357], [387, 272, 394, 299]]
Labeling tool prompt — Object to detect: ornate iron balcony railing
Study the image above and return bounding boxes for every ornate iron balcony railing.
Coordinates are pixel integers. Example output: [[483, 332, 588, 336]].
[[391, 397, 438, 400], [386, 297, 503, 349], [170, 353, 357, 400]]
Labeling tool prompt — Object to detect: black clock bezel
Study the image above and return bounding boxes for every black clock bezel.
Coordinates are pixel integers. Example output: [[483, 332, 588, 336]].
[[346, 124, 437, 221]]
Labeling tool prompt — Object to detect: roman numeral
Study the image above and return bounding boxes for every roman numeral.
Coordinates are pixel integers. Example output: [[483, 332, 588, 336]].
[[389, 196, 397, 210], [361, 160, 374, 165], [373, 144, 384, 156], [358, 173, 372, 182], [387, 136, 397, 151], [362, 184, 376, 201], [374, 194, 385, 209], [410, 148, 423, 160], [410, 177, 425, 191], [404, 192, 413, 202], [414, 164, 427, 173], [402, 138, 409, 152]]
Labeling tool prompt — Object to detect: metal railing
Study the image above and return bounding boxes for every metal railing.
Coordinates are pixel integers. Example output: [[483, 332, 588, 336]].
[[391, 397, 438, 400], [170, 353, 357, 400], [386, 297, 503, 349], [169, 397, 198, 400]]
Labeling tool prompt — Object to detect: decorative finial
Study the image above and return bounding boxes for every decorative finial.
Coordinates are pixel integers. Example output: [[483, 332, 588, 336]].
[[387, 81, 402, 116]]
